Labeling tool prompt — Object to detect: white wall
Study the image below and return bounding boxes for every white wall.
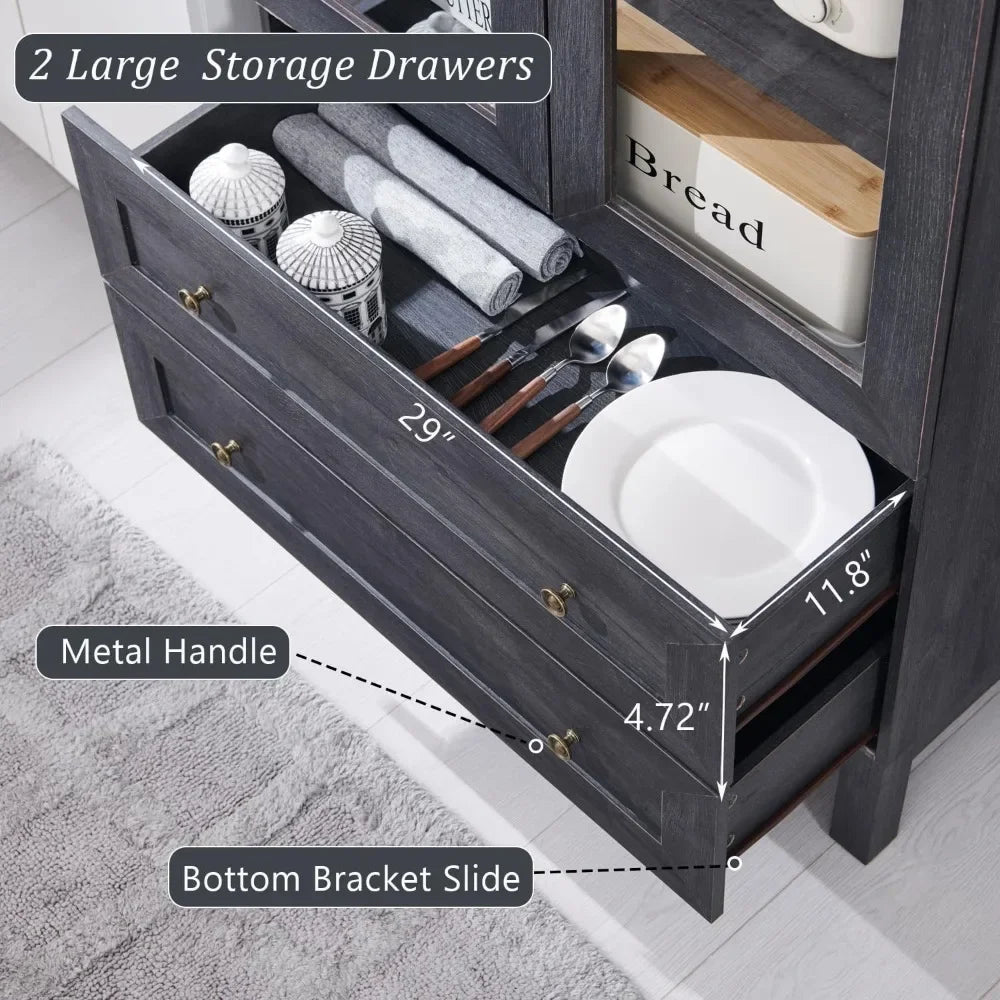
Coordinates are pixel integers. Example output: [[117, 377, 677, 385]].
[[1, 0, 49, 159], [1, 0, 259, 184]]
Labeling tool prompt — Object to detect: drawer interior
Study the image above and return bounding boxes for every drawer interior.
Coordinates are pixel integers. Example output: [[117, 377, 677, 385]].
[[140, 102, 908, 509]]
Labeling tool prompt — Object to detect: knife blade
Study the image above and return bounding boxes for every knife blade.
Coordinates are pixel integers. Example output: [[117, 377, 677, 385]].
[[450, 287, 628, 409], [412, 268, 587, 382]]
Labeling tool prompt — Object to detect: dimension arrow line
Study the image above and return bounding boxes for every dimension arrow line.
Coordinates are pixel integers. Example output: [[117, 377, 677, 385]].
[[717, 642, 729, 800], [132, 157, 256, 253], [729, 490, 909, 638], [133, 157, 183, 193]]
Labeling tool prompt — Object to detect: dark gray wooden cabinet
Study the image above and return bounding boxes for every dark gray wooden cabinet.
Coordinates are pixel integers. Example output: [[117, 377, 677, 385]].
[[64, 0, 1000, 922]]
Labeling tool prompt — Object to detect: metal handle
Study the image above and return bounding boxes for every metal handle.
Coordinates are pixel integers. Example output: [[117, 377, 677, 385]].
[[210, 439, 240, 467], [540, 583, 575, 618], [546, 729, 580, 762], [178, 285, 211, 315]]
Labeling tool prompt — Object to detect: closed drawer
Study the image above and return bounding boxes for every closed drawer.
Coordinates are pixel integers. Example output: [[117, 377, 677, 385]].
[[109, 286, 887, 922], [67, 102, 909, 791]]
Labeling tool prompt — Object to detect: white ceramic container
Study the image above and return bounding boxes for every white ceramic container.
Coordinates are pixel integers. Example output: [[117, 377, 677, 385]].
[[189, 142, 288, 259], [616, 4, 884, 346], [430, 0, 491, 32], [771, 0, 904, 59], [277, 211, 387, 346]]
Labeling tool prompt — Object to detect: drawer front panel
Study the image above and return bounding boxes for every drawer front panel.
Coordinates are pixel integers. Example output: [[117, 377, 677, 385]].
[[108, 288, 723, 858]]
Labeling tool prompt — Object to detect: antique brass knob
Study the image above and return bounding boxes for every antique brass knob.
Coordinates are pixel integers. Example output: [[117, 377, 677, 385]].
[[540, 583, 575, 618], [178, 285, 211, 315], [210, 439, 241, 467], [546, 729, 580, 761]]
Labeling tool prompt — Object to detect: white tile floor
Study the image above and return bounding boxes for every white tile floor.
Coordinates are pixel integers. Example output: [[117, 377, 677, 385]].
[[4, 124, 1000, 999]]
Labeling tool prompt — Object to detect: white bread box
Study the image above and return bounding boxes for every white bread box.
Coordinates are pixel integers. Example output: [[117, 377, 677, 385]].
[[616, 2, 884, 345]]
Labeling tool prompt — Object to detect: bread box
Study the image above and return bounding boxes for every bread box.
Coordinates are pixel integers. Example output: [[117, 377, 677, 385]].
[[616, 2, 884, 345]]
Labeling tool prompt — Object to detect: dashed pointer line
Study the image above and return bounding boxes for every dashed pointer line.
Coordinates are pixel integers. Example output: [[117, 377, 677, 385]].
[[534, 864, 725, 874], [295, 652, 529, 746]]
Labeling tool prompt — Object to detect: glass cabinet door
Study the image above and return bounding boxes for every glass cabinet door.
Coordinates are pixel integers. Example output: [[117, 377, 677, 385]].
[[259, 0, 551, 208], [549, 0, 993, 476]]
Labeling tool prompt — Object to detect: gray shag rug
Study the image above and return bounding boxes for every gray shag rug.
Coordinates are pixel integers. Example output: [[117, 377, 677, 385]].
[[0, 442, 640, 999]]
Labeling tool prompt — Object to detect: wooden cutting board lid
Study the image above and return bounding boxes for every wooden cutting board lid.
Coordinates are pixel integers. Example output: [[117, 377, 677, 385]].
[[617, 2, 883, 237]]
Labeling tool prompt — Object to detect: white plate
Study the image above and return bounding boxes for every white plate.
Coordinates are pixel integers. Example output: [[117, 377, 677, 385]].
[[562, 372, 875, 619]]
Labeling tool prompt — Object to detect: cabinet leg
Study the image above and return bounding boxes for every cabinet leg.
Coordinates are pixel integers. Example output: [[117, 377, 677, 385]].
[[830, 747, 912, 863]]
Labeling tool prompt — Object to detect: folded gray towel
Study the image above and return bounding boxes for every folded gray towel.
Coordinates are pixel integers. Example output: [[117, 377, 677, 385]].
[[274, 114, 522, 316], [319, 103, 582, 282]]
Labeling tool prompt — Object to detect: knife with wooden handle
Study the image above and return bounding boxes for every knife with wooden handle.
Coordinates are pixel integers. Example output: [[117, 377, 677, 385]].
[[450, 288, 627, 409], [412, 269, 586, 381]]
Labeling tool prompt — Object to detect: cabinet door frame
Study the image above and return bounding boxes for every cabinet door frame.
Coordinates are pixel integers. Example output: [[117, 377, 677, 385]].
[[548, 0, 997, 476], [257, 0, 551, 209]]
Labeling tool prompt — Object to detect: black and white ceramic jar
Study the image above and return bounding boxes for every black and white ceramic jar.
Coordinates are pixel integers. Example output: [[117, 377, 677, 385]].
[[277, 211, 387, 346], [189, 142, 288, 259]]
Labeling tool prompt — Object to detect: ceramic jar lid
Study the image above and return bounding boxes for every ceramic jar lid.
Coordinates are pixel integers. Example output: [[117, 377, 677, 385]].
[[190, 142, 286, 222], [276, 211, 383, 293]]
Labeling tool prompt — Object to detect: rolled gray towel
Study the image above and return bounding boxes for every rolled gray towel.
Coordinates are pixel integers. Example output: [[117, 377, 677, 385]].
[[318, 103, 582, 282], [274, 114, 522, 316]]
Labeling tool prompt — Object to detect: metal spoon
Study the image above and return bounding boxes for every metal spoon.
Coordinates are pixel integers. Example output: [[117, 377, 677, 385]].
[[480, 304, 628, 434], [511, 333, 666, 459]]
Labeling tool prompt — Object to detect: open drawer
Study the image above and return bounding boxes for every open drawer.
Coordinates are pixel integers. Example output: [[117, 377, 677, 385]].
[[108, 286, 888, 921], [65, 100, 910, 791]]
